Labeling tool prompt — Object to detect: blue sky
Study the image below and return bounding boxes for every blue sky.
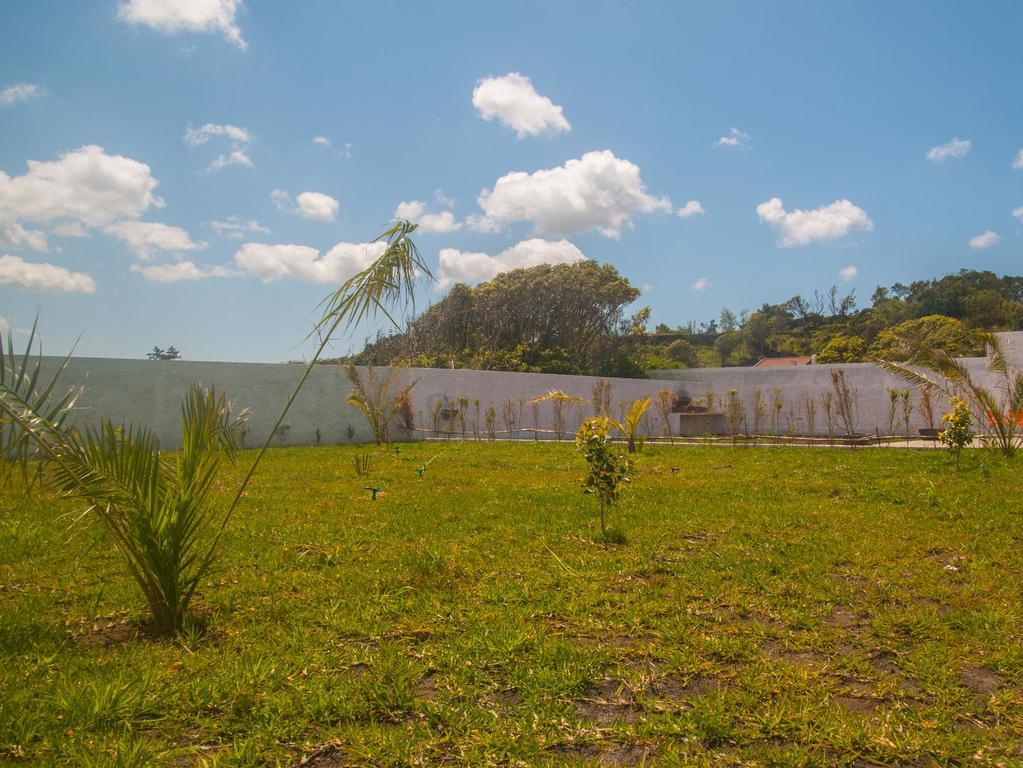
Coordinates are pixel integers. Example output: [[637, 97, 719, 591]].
[[1, 1, 1021, 362]]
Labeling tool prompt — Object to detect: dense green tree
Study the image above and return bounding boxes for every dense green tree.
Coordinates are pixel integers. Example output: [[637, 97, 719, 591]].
[[869, 315, 981, 361], [817, 335, 867, 363]]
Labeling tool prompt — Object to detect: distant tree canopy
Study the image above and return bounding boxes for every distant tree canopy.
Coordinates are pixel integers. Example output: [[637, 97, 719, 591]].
[[352, 261, 647, 376], [147, 346, 181, 361], [345, 267, 1023, 376]]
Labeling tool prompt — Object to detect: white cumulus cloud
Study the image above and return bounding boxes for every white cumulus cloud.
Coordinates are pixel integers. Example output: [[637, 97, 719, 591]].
[[0, 145, 161, 229], [690, 277, 711, 291], [969, 230, 1000, 249], [1, 83, 44, 106], [118, 0, 247, 50], [272, 190, 339, 222], [295, 192, 339, 222], [234, 241, 386, 284], [0, 254, 95, 293], [438, 238, 585, 287], [1012, 206, 1023, 223], [1013, 149, 1023, 171], [1, 223, 48, 252], [716, 128, 749, 148], [756, 197, 873, 247], [838, 265, 859, 281], [677, 200, 705, 219], [104, 220, 208, 260], [472, 72, 570, 138], [393, 201, 461, 234], [926, 138, 971, 162], [475, 150, 671, 238], [130, 260, 233, 283]]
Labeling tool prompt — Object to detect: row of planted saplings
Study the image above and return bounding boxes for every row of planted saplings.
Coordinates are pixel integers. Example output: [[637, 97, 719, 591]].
[[345, 367, 672, 447], [702, 370, 943, 444]]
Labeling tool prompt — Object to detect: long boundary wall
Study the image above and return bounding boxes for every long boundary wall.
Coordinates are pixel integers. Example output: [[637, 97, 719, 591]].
[[36, 331, 1023, 448]]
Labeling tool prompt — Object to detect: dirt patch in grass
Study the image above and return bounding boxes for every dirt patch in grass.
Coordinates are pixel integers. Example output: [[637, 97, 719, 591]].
[[962, 665, 1003, 696], [482, 686, 523, 708], [834, 692, 882, 714], [415, 672, 440, 700], [650, 672, 725, 703], [293, 743, 352, 767], [761, 640, 828, 667], [597, 744, 657, 765], [69, 619, 147, 647], [574, 677, 640, 724], [547, 742, 655, 767], [825, 607, 869, 630]]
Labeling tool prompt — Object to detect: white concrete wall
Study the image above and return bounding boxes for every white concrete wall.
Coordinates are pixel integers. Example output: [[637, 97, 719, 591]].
[[650, 331, 1023, 436], [35, 331, 1023, 446], [36, 357, 686, 449]]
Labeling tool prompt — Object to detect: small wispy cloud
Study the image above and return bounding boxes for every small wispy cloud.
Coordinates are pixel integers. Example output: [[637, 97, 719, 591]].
[[0, 83, 44, 106], [716, 127, 749, 148], [677, 200, 705, 219], [838, 265, 858, 281], [969, 230, 1000, 249], [312, 136, 352, 158], [690, 276, 712, 291], [926, 137, 971, 162]]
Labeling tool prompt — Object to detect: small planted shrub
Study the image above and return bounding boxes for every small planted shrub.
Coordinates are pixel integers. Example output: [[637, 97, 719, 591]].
[[820, 390, 836, 443], [723, 389, 745, 439], [802, 393, 818, 437], [831, 368, 859, 436], [530, 390, 586, 441], [273, 424, 290, 445], [485, 402, 497, 441], [591, 379, 614, 417], [900, 389, 914, 439], [621, 397, 651, 453], [353, 451, 373, 476], [919, 385, 936, 437], [575, 417, 632, 546], [752, 389, 767, 436], [499, 399, 516, 438], [939, 396, 974, 470], [345, 363, 400, 444], [394, 383, 417, 440], [770, 388, 784, 435], [654, 389, 677, 443]]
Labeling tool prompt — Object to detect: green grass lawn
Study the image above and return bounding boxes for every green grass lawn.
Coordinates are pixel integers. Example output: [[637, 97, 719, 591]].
[[2, 442, 1022, 767]]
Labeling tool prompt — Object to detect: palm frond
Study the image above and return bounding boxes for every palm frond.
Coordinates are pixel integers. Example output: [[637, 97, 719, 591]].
[[0, 316, 82, 485], [314, 220, 432, 340], [529, 390, 588, 405]]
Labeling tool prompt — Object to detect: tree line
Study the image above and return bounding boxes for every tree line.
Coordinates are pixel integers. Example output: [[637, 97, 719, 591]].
[[345, 265, 1023, 376]]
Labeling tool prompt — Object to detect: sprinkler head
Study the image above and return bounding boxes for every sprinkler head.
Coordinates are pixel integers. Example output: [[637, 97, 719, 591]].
[[671, 466, 680, 474], [364, 486, 382, 500], [414, 467, 426, 477]]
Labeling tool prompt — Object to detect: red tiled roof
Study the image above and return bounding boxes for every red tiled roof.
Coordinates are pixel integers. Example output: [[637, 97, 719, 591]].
[[753, 356, 813, 368]]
